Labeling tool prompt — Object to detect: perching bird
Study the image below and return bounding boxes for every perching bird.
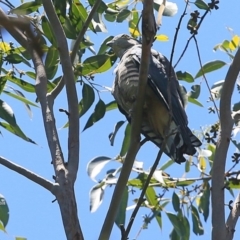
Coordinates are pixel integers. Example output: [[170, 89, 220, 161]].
[[107, 34, 201, 163]]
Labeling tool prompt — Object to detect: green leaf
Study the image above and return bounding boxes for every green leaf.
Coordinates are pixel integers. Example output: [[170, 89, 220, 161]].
[[160, 159, 174, 170], [88, 0, 108, 13], [104, 12, 117, 22], [198, 181, 210, 221], [106, 101, 118, 111], [172, 192, 180, 212], [0, 100, 17, 126], [195, 0, 209, 10], [87, 156, 112, 181], [195, 60, 227, 79], [176, 179, 195, 187], [129, 9, 140, 37], [191, 205, 204, 235], [80, 55, 115, 75], [176, 71, 194, 83], [185, 159, 191, 172], [15, 237, 27, 240], [166, 212, 182, 237], [188, 97, 203, 107], [63, 17, 77, 39], [169, 228, 180, 240], [0, 76, 7, 94], [11, 1, 41, 14], [233, 102, 240, 112], [3, 90, 38, 107], [188, 84, 200, 99], [79, 84, 95, 118], [117, 9, 131, 23], [42, 16, 57, 46], [5, 53, 31, 67], [0, 121, 36, 144], [72, 2, 95, 32], [0, 221, 5, 232], [127, 178, 143, 188], [115, 186, 128, 228], [145, 187, 162, 229], [3, 74, 35, 93], [109, 121, 125, 146], [98, 36, 114, 55], [45, 46, 59, 80], [120, 123, 131, 156], [83, 99, 106, 131], [0, 194, 9, 227], [92, 13, 108, 32], [53, 0, 66, 22], [228, 178, 240, 189]]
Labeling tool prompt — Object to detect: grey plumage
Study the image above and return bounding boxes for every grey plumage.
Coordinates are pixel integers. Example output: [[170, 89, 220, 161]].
[[107, 34, 201, 163]]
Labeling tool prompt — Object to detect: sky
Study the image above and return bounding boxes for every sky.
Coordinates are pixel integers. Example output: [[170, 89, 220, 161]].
[[1, 0, 240, 240]]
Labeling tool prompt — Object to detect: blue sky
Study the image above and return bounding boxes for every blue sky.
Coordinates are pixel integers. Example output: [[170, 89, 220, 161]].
[[1, 1, 240, 240]]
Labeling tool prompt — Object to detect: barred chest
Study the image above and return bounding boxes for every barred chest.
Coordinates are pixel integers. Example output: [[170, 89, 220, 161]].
[[112, 55, 140, 115]]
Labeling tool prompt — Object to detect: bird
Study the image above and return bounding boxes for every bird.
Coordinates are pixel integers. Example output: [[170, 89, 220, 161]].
[[107, 34, 201, 163]]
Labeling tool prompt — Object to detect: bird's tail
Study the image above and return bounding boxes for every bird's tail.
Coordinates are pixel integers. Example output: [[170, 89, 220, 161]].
[[141, 123, 201, 163]]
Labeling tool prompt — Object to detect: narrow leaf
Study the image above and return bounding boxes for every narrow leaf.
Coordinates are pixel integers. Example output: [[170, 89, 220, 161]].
[[195, 60, 227, 79], [106, 101, 118, 111], [83, 99, 106, 131], [195, 0, 209, 10], [176, 71, 194, 83], [172, 192, 180, 212], [120, 123, 131, 156], [188, 97, 203, 107], [187, 84, 200, 99], [191, 205, 204, 235], [115, 187, 128, 228], [109, 121, 125, 146], [0, 122, 36, 144], [79, 84, 95, 118], [90, 183, 106, 212], [160, 159, 174, 170], [0, 100, 17, 126], [155, 34, 169, 41], [87, 156, 112, 181], [0, 194, 9, 227], [198, 181, 210, 221]]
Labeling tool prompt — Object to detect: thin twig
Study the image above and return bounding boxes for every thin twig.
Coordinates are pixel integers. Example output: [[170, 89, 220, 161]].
[[169, 0, 188, 71], [51, 0, 102, 99], [193, 35, 220, 119], [174, 5, 211, 68], [0, 156, 54, 191]]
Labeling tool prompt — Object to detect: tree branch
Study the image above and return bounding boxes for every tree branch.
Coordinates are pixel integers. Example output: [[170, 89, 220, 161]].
[[42, 0, 79, 183], [51, 0, 102, 99], [211, 48, 240, 240], [99, 1, 156, 239], [226, 193, 240, 240], [0, 156, 54, 192]]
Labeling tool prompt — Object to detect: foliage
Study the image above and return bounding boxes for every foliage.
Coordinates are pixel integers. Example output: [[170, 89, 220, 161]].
[[0, 0, 240, 240]]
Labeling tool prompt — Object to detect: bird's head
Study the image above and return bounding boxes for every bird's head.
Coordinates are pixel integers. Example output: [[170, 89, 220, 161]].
[[107, 34, 140, 58]]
